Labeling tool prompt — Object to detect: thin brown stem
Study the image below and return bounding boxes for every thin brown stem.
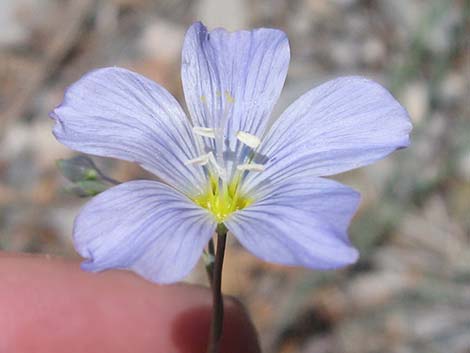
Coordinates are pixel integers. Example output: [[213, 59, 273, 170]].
[[205, 237, 215, 285], [206, 225, 227, 353]]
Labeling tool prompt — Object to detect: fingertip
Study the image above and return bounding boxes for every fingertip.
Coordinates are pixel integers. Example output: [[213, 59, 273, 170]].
[[0, 253, 260, 353], [171, 294, 260, 353], [222, 296, 261, 353]]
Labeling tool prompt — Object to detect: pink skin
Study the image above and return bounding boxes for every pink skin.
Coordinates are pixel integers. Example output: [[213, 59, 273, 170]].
[[0, 252, 260, 353]]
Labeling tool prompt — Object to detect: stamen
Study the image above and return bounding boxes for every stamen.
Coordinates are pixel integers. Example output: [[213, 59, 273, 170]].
[[193, 126, 216, 139], [236, 163, 265, 172], [208, 152, 227, 181], [185, 153, 210, 166], [236, 131, 261, 149]]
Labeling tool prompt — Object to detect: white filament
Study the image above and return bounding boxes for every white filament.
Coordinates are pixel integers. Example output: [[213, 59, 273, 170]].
[[208, 152, 227, 181]]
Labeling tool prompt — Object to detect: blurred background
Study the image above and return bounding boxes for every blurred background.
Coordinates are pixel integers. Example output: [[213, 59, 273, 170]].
[[0, 0, 469, 352]]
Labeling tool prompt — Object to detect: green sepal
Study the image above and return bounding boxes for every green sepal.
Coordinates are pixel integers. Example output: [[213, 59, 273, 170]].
[[56, 155, 100, 182], [64, 180, 110, 197]]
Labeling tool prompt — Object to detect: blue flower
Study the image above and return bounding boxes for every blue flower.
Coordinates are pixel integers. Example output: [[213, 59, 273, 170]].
[[50, 22, 412, 284]]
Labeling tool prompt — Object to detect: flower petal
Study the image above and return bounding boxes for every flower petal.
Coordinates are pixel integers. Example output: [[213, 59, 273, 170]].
[[181, 22, 290, 175], [50, 67, 205, 196], [225, 176, 360, 269], [73, 180, 216, 284], [242, 76, 412, 194]]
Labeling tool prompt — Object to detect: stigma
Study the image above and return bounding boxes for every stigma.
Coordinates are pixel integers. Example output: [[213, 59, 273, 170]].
[[193, 177, 253, 223]]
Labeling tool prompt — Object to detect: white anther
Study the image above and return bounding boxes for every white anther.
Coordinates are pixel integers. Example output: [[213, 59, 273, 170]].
[[237, 163, 265, 172], [236, 131, 261, 149], [193, 126, 216, 139], [185, 153, 210, 166]]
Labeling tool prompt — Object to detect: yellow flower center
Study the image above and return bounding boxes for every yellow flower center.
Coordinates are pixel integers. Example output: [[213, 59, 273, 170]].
[[193, 175, 253, 223]]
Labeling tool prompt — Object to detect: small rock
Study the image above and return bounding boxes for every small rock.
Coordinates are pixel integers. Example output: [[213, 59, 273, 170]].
[[305, 0, 337, 18], [197, 0, 248, 31], [329, 39, 360, 68], [138, 19, 185, 61], [457, 148, 470, 181], [439, 71, 466, 106], [347, 272, 415, 309], [0, 120, 70, 170], [361, 37, 386, 66], [399, 81, 429, 124]]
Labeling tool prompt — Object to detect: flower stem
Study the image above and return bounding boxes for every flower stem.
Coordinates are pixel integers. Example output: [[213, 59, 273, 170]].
[[207, 224, 227, 353], [205, 238, 215, 284]]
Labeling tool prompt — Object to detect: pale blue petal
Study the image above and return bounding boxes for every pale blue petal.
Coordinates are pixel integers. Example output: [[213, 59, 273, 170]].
[[242, 76, 412, 194], [50, 67, 206, 196], [73, 180, 217, 284], [225, 176, 360, 269], [181, 22, 290, 176]]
